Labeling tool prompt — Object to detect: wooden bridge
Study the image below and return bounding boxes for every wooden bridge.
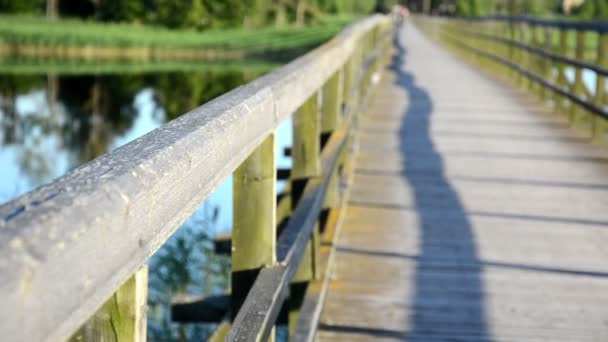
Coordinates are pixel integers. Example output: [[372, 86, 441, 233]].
[[317, 20, 608, 342], [2, 14, 608, 342]]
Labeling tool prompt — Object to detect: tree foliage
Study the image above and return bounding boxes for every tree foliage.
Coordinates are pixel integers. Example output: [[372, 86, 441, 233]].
[[0, 0, 44, 14], [572, 0, 608, 20], [453, 0, 560, 17], [0, 0, 389, 30]]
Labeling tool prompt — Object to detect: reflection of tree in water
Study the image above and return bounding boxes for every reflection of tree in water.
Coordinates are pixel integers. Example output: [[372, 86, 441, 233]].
[[148, 203, 231, 341], [0, 73, 142, 188], [0, 74, 45, 145], [0, 74, 67, 189], [59, 75, 141, 162], [0, 69, 260, 339], [154, 70, 262, 120]]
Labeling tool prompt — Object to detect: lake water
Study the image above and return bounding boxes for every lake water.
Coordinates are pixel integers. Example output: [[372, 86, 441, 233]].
[[0, 65, 293, 340]]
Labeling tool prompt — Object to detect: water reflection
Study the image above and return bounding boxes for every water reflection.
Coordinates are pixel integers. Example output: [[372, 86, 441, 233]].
[[0, 66, 274, 340]]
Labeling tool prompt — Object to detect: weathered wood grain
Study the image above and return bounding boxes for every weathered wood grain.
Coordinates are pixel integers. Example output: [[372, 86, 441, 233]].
[[69, 267, 148, 342], [0, 15, 390, 342], [318, 24, 608, 341], [593, 33, 608, 141]]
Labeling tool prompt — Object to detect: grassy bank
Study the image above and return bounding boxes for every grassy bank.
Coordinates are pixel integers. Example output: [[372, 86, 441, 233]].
[[0, 57, 279, 74], [0, 14, 356, 60]]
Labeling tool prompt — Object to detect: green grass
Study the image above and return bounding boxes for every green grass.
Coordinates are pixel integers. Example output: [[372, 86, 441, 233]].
[[0, 14, 357, 52], [0, 57, 280, 74]]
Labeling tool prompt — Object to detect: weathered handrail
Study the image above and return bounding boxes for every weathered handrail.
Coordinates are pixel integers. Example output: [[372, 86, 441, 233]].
[[228, 41, 381, 338], [0, 15, 392, 341], [416, 15, 608, 142], [454, 15, 608, 33]]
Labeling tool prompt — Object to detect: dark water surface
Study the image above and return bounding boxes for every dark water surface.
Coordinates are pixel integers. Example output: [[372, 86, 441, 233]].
[[0, 62, 291, 340]]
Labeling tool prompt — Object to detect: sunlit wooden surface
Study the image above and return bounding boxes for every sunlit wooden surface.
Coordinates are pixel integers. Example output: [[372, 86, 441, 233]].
[[318, 24, 608, 341]]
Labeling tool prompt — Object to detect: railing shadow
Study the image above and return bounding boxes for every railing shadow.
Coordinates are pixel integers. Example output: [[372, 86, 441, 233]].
[[392, 31, 492, 340]]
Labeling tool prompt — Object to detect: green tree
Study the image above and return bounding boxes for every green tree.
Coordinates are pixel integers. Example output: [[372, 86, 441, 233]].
[[244, 0, 273, 28], [151, 0, 209, 29], [98, 0, 145, 22], [0, 0, 44, 13], [375, 0, 400, 12], [572, 0, 608, 20], [597, 0, 608, 19], [456, 0, 495, 16]]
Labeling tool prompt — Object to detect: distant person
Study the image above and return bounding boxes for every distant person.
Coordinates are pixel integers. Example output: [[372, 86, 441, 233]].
[[393, 5, 409, 28], [400, 5, 410, 20]]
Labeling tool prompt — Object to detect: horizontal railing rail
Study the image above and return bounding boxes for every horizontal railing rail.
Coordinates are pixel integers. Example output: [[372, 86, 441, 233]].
[[0, 15, 392, 341], [455, 15, 608, 33], [416, 15, 608, 142], [228, 20, 393, 342], [452, 28, 608, 78]]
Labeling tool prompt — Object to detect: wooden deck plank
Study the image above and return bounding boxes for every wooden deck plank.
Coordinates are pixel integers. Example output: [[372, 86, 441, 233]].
[[317, 24, 608, 341]]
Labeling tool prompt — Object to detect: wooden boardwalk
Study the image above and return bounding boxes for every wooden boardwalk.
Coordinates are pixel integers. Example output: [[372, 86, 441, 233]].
[[317, 24, 608, 341]]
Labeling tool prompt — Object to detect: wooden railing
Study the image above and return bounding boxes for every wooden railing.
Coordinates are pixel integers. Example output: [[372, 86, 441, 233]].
[[0, 15, 392, 342], [416, 16, 608, 142]]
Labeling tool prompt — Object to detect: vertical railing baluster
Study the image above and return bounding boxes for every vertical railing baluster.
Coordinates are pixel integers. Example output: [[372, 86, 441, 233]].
[[70, 267, 148, 342], [232, 134, 277, 341], [592, 33, 608, 142], [322, 71, 343, 210], [556, 29, 569, 115], [542, 26, 552, 104], [342, 57, 353, 115], [570, 30, 586, 125], [531, 23, 541, 94], [289, 92, 321, 334], [518, 22, 527, 88], [508, 20, 515, 81]]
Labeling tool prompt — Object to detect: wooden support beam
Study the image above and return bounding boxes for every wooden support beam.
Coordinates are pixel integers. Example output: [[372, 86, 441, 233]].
[[214, 232, 232, 255], [542, 27, 553, 103], [509, 21, 516, 81], [517, 23, 527, 88], [289, 92, 322, 335], [171, 294, 229, 323], [555, 29, 569, 114], [69, 267, 148, 342], [277, 168, 291, 180], [292, 95, 321, 181], [342, 58, 354, 114], [531, 24, 541, 95], [231, 133, 276, 341], [209, 321, 231, 342], [593, 33, 608, 142], [570, 30, 587, 125], [321, 71, 343, 136], [215, 192, 292, 256], [322, 71, 344, 210]]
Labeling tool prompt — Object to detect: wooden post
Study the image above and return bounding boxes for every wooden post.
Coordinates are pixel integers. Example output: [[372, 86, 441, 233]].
[[592, 33, 608, 142], [321, 70, 342, 134], [509, 20, 516, 81], [289, 93, 321, 334], [292, 94, 321, 182], [291, 93, 321, 280], [518, 22, 527, 88], [70, 267, 148, 342], [542, 27, 553, 103], [502, 21, 510, 77], [322, 71, 343, 210], [342, 58, 353, 114], [530, 24, 541, 94], [231, 134, 276, 340], [570, 30, 587, 125], [555, 29, 569, 115]]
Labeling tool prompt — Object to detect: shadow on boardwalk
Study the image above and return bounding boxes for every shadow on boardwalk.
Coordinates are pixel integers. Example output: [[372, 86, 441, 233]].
[[393, 31, 492, 340]]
